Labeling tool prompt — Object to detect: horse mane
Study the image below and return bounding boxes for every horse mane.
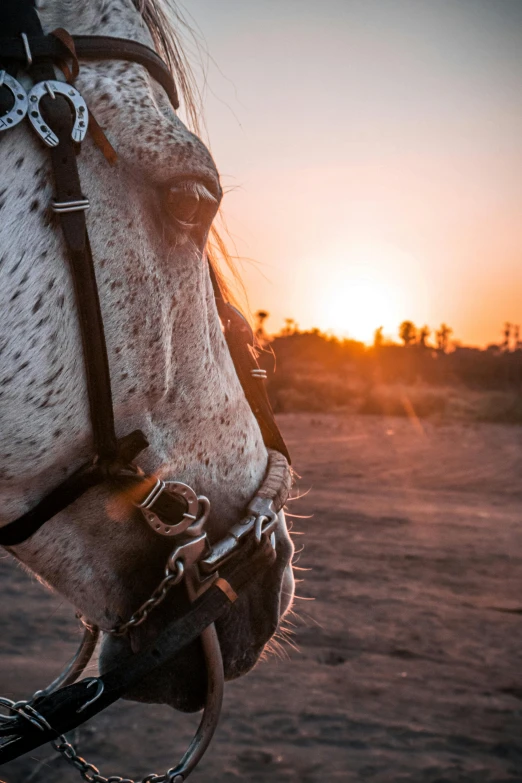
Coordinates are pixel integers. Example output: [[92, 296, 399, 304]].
[[132, 0, 202, 133], [133, 0, 244, 309]]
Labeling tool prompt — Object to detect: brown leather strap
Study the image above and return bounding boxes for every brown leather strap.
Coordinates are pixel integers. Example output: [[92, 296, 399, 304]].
[[209, 264, 291, 463], [49, 30, 118, 165], [50, 28, 79, 82], [40, 98, 119, 461], [0, 431, 149, 547], [29, 25, 119, 462], [87, 107, 118, 165]]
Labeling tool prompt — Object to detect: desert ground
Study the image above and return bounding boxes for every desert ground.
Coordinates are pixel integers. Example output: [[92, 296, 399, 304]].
[[1, 413, 521, 782]]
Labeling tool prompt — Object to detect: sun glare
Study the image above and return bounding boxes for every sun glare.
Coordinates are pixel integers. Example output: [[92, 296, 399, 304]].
[[322, 280, 397, 344], [314, 242, 422, 344]]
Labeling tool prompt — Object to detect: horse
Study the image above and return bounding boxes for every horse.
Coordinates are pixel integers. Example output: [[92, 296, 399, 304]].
[[0, 0, 295, 773]]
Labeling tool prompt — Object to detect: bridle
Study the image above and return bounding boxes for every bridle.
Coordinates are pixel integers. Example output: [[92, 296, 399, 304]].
[[0, 2, 292, 781]]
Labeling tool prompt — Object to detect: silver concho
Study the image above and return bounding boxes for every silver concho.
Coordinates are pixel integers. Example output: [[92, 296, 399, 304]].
[[27, 80, 88, 147], [0, 71, 29, 132]]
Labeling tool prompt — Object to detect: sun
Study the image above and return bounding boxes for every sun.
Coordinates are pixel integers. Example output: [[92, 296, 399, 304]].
[[321, 278, 398, 343], [314, 242, 422, 344]]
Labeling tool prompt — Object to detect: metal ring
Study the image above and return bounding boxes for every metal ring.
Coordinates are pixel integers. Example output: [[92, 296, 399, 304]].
[[183, 496, 211, 537], [0, 699, 51, 732]]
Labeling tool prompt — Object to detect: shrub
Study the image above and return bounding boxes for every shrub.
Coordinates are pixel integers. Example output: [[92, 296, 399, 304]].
[[269, 374, 356, 413]]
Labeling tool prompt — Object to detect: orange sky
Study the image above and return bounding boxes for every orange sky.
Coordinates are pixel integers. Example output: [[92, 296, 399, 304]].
[[186, 0, 522, 346]]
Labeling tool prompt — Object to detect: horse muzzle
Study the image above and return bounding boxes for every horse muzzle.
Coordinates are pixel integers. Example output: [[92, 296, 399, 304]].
[[98, 510, 294, 713]]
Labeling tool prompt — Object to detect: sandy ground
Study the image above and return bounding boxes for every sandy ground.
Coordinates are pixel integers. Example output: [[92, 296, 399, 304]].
[[0, 413, 521, 782]]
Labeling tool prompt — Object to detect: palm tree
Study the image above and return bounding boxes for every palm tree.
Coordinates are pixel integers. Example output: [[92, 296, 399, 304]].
[[373, 326, 384, 348], [255, 310, 269, 339], [399, 320, 417, 346], [418, 325, 430, 348], [503, 322, 512, 352], [435, 323, 452, 353], [282, 318, 297, 336]]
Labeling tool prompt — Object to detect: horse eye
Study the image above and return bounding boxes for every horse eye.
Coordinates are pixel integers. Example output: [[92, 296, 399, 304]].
[[166, 188, 200, 223], [165, 182, 219, 228]]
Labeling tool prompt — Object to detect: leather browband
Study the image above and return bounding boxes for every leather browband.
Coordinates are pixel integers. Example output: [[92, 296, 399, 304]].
[[0, 35, 179, 109]]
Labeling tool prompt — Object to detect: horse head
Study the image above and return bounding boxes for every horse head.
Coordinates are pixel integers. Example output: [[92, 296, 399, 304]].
[[0, 0, 294, 715]]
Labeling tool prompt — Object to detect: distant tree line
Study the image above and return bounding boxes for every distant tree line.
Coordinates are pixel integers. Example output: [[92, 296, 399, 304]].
[[254, 313, 522, 414], [393, 321, 453, 353]]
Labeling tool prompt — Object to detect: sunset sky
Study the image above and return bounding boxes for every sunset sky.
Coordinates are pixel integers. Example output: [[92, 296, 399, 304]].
[[186, 0, 522, 346]]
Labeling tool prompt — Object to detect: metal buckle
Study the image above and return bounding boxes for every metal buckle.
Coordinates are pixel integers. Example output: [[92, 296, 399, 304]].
[[136, 479, 211, 538], [199, 516, 256, 574], [167, 534, 211, 573], [0, 71, 28, 132], [27, 80, 88, 147], [199, 498, 278, 575]]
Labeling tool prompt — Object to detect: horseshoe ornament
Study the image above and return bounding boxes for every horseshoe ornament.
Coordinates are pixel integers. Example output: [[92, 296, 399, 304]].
[[0, 71, 28, 132], [27, 80, 88, 147], [137, 478, 211, 538]]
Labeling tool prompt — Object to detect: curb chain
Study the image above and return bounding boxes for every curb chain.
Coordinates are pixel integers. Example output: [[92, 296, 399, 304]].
[[107, 559, 185, 636], [0, 700, 184, 783], [52, 733, 183, 783]]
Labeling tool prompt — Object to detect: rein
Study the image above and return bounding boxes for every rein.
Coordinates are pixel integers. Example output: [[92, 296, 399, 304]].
[[0, 537, 276, 780], [0, 1, 291, 780]]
